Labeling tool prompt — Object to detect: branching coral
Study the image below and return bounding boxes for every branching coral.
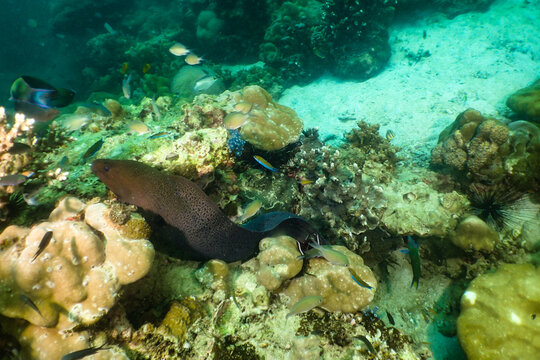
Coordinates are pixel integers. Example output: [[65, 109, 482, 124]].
[[0, 108, 35, 177], [286, 132, 387, 251]]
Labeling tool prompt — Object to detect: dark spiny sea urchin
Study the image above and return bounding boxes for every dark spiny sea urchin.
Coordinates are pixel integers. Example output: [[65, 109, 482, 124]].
[[468, 183, 539, 232]]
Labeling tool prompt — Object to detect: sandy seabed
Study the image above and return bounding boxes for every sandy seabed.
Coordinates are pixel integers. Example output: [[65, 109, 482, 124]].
[[279, 0, 540, 164]]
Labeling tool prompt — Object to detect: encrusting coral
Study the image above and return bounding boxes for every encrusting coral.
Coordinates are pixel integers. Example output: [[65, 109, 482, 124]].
[[457, 263, 540, 360], [0, 197, 154, 359]]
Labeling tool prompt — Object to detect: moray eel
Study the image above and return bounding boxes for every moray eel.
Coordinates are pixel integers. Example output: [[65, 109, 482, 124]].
[[91, 159, 321, 261]]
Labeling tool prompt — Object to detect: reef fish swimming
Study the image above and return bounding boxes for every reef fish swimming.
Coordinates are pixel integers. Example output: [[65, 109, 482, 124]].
[[286, 295, 323, 318], [92, 159, 321, 261], [402, 236, 421, 288]]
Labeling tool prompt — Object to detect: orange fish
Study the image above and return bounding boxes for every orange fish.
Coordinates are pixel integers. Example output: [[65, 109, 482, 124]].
[[121, 62, 129, 75], [142, 63, 151, 74], [185, 53, 203, 65]]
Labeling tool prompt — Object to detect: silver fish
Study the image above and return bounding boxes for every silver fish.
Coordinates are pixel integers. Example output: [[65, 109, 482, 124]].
[[286, 295, 323, 318], [0, 174, 28, 186], [193, 75, 218, 93], [122, 73, 132, 99]]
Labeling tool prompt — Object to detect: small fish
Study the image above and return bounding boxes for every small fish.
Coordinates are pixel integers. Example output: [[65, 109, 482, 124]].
[[193, 75, 218, 93], [62, 114, 89, 131], [20, 294, 42, 317], [151, 96, 161, 120], [354, 335, 375, 354], [169, 42, 190, 56], [61, 344, 107, 360], [32, 230, 53, 262], [58, 155, 69, 169], [122, 73, 132, 99], [386, 130, 395, 140], [286, 295, 323, 318], [386, 310, 395, 325], [299, 179, 314, 185], [224, 112, 250, 130], [238, 199, 262, 222], [348, 268, 373, 289], [0, 174, 28, 186], [128, 120, 150, 134], [309, 242, 349, 267], [23, 189, 40, 206], [8, 142, 31, 154], [21, 171, 34, 178], [234, 102, 253, 114], [253, 155, 277, 172], [142, 63, 151, 74], [403, 236, 421, 289], [121, 62, 129, 75], [82, 139, 104, 161], [148, 131, 168, 139], [104, 22, 116, 35], [185, 53, 203, 65]]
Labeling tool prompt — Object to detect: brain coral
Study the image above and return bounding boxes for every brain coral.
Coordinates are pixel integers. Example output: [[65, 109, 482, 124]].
[[231, 85, 303, 151], [457, 263, 540, 359], [0, 197, 154, 332]]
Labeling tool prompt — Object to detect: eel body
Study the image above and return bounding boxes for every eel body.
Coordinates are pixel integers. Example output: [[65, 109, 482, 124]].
[[91, 159, 318, 261]]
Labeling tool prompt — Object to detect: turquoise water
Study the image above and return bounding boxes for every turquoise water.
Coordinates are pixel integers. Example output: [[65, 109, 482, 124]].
[[1, 1, 539, 359]]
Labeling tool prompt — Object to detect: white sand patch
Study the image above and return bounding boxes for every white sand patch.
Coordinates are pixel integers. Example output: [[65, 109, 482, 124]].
[[279, 0, 540, 164]]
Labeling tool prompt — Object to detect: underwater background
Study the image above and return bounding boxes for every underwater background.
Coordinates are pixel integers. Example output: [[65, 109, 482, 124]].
[[1, 0, 539, 359]]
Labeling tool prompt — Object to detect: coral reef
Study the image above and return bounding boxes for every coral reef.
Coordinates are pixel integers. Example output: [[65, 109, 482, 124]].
[[506, 78, 540, 121], [0, 197, 153, 359], [457, 263, 540, 359], [431, 108, 540, 191]]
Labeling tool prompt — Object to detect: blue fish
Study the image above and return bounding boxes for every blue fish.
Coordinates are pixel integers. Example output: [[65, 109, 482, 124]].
[[82, 139, 104, 161], [148, 131, 168, 139], [10, 76, 74, 109], [253, 155, 277, 172], [401, 236, 421, 288]]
